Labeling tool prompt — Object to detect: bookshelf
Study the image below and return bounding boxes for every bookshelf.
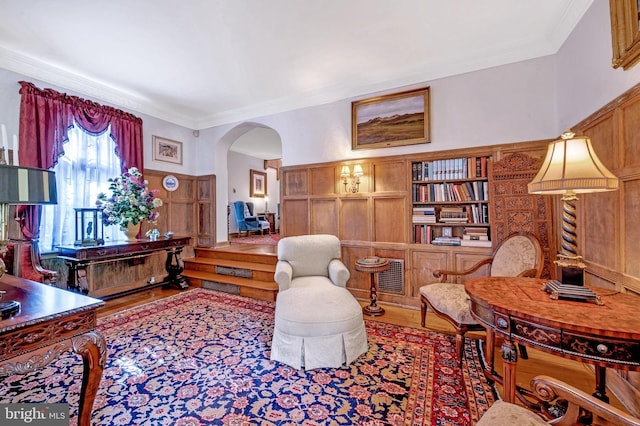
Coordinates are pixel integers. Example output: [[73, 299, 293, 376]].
[[411, 156, 491, 247]]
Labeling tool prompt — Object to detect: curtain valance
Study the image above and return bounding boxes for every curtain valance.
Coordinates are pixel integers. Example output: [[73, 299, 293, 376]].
[[17, 81, 144, 239], [18, 81, 143, 172]]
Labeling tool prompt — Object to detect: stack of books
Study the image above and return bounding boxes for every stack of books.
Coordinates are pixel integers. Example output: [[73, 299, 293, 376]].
[[412, 207, 436, 223], [460, 227, 491, 247], [439, 207, 468, 223], [432, 236, 462, 246]]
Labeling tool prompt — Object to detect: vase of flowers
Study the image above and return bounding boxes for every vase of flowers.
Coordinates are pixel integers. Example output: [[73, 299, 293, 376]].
[[96, 167, 163, 242]]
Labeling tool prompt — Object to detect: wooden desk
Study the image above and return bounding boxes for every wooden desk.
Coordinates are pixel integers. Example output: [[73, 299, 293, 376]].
[[465, 277, 640, 405], [0, 274, 105, 426], [58, 236, 191, 298]]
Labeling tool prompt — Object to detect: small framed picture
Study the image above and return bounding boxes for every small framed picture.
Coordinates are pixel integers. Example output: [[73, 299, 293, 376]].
[[250, 169, 267, 198], [442, 227, 453, 238], [153, 136, 183, 165]]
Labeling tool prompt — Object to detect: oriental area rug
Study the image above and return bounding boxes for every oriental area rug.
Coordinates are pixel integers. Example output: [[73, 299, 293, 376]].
[[0, 289, 496, 425], [229, 233, 281, 246]]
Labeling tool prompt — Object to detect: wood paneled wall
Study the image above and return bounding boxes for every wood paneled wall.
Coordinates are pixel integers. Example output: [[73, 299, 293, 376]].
[[280, 142, 551, 308], [567, 83, 640, 416], [144, 170, 216, 248], [280, 82, 640, 415]]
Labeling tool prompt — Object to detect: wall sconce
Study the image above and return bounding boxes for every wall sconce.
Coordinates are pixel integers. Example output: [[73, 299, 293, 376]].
[[528, 130, 618, 285], [341, 164, 363, 193]]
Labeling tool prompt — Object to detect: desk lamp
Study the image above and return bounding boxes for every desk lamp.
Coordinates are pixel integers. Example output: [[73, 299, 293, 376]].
[[528, 130, 618, 285], [0, 164, 57, 317]]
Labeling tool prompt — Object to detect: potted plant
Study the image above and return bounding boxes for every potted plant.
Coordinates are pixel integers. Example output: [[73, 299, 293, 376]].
[[96, 167, 163, 241]]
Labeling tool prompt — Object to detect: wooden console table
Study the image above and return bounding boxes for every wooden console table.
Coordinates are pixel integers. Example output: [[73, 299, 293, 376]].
[[465, 276, 640, 406], [58, 236, 191, 299], [0, 274, 105, 426]]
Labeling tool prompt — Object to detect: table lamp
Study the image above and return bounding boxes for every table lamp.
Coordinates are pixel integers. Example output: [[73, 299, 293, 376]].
[[0, 164, 57, 317], [528, 130, 618, 285]]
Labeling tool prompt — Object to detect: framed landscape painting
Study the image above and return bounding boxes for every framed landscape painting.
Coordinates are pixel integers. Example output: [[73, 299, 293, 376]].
[[153, 136, 183, 164], [352, 87, 430, 150]]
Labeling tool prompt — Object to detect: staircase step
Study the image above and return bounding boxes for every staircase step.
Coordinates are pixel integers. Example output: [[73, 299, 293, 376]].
[[194, 247, 277, 265], [183, 244, 279, 302], [184, 257, 275, 273], [183, 270, 278, 302]]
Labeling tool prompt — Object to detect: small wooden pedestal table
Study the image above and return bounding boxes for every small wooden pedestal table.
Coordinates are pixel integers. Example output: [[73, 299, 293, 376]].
[[355, 257, 389, 316]]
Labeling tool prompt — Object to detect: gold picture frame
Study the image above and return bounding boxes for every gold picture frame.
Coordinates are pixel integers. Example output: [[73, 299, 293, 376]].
[[152, 136, 183, 165], [250, 169, 267, 198], [610, 0, 640, 69], [352, 87, 430, 150]]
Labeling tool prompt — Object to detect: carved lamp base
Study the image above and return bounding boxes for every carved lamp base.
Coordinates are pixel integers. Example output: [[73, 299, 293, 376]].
[[555, 254, 586, 286]]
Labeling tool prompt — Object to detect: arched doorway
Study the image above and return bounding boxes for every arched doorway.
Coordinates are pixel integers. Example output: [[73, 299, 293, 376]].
[[225, 125, 282, 239]]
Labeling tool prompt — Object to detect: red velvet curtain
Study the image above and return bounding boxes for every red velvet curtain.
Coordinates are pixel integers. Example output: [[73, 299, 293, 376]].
[[17, 81, 144, 238]]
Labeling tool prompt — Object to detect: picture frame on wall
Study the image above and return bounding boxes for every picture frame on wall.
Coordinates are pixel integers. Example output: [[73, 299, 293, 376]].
[[153, 136, 183, 165], [610, 0, 640, 69], [250, 169, 267, 198], [352, 87, 430, 150]]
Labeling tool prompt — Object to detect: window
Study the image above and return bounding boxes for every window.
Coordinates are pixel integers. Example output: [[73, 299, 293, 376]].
[[39, 123, 122, 252]]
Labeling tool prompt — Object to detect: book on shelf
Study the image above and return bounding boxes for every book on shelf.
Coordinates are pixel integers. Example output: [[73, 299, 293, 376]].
[[413, 157, 485, 181], [463, 226, 488, 235], [439, 206, 468, 223], [462, 235, 489, 240], [432, 236, 462, 246], [414, 224, 432, 244], [460, 239, 492, 247]]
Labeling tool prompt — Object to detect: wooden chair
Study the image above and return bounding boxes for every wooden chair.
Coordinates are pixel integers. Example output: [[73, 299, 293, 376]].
[[477, 375, 640, 425], [2, 239, 57, 284], [419, 231, 544, 364]]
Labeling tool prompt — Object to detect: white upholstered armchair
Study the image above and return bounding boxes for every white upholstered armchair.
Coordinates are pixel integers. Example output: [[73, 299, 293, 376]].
[[271, 234, 368, 370]]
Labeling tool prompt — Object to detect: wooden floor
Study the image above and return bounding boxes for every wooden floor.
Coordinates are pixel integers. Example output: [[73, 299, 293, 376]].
[[98, 242, 625, 413]]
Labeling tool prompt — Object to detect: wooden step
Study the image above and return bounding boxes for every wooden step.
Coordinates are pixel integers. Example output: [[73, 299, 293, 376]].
[[194, 246, 276, 265], [183, 257, 276, 274], [183, 243, 279, 302], [183, 271, 278, 302]]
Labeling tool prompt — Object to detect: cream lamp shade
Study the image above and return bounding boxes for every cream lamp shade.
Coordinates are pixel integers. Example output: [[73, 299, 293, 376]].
[[527, 130, 618, 285], [528, 131, 618, 194]]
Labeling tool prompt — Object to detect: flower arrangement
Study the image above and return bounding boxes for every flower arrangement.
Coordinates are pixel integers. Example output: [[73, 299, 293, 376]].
[[96, 167, 163, 228]]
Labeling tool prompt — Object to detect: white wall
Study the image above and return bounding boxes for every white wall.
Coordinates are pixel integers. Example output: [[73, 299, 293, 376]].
[[0, 68, 197, 177], [556, 0, 640, 130], [3, 1, 640, 245]]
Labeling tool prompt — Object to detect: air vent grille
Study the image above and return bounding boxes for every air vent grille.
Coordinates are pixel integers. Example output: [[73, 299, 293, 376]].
[[377, 258, 404, 293]]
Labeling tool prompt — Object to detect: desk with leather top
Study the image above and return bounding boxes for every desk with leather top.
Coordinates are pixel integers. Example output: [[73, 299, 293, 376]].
[[465, 276, 640, 404]]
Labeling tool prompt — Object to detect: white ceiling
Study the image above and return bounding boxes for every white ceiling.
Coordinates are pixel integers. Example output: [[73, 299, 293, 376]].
[[0, 0, 593, 130]]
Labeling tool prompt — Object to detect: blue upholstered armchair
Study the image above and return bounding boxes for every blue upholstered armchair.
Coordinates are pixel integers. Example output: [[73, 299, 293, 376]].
[[232, 201, 270, 236]]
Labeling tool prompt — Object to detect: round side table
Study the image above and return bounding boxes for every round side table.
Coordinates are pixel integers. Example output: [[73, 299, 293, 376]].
[[355, 257, 389, 316]]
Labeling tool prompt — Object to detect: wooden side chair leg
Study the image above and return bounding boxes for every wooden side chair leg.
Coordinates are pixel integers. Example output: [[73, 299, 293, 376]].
[[420, 298, 427, 327]]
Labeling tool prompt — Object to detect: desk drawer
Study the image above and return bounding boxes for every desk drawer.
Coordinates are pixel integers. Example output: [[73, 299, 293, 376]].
[[562, 332, 640, 366], [512, 318, 562, 350]]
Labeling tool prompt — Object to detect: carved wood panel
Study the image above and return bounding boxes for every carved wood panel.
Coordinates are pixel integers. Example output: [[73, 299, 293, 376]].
[[490, 152, 555, 279]]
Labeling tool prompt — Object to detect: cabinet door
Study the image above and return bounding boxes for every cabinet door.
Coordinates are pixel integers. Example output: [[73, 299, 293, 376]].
[[453, 251, 491, 283], [411, 250, 448, 297]]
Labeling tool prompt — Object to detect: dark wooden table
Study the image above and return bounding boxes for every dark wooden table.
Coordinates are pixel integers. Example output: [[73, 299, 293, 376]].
[[58, 236, 191, 298], [0, 274, 105, 426], [465, 276, 640, 405]]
